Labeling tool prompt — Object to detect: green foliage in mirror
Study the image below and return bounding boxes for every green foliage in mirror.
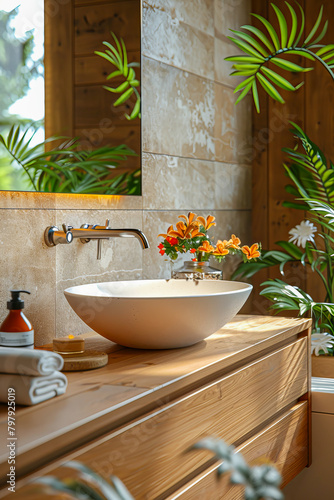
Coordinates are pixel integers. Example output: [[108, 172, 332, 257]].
[[226, 2, 334, 112], [0, 125, 140, 195], [95, 32, 141, 121]]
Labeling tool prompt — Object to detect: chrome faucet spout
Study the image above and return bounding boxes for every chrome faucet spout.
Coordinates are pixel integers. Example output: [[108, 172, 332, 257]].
[[44, 220, 150, 260], [70, 227, 150, 249]]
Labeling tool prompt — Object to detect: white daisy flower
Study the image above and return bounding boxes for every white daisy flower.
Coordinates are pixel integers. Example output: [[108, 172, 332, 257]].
[[311, 333, 334, 356], [288, 220, 317, 248]]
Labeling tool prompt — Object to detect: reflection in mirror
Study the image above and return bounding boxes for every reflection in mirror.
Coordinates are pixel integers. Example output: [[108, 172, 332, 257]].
[[0, 0, 141, 195]]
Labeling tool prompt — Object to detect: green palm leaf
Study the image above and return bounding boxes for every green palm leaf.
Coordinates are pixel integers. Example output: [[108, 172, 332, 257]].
[[235, 80, 253, 104], [271, 4, 288, 48], [283, 123, 334, 207], [225, 2, 334, 112], [260, 66, 296, 91], [285, 1, 298, 47], [304, 5, 323, 46], [240, 24, 275, 53], [252, 80, 260, 113], [270, 57, 311, 72], [95, 32, 140, 121], [233, 75, 256, 93], [227, 36, 265, 59], [251, 13, 280, 51], [229, 29, 269, 57], [256, 73, 285, 102]]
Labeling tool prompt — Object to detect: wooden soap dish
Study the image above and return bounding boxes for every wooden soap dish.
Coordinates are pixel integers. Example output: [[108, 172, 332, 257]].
[[59, 350, 108, 371], [53, 336, 108, 371]]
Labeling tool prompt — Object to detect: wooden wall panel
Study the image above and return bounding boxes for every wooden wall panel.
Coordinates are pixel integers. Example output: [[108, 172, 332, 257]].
[[75, 51, 140, 85], [44, 0, 74, 139], [74, 1, 140, 56], [251, 0, 334, 310]]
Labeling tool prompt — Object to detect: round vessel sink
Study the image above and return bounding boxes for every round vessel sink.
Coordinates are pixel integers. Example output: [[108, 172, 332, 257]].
[[64, 279, 252, 349]]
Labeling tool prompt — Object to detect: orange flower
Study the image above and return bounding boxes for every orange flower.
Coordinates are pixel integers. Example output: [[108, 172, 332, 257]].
[[158, 220, 204, 240], [212, 240, 229, 256], [228, 234, 241, 249], [178, 212, 199, 227], [197, 240, 214, 254], [196, 215, 216, 231], [241, 243, 260, 260]]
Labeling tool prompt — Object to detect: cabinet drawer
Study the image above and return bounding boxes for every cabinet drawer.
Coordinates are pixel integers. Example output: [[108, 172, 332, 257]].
[[5, 338, 308, 500], [168, 401, 309, 500]]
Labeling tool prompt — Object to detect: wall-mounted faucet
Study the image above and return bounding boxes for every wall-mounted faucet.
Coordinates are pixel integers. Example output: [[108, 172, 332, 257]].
[[44, 220, 150, 259]]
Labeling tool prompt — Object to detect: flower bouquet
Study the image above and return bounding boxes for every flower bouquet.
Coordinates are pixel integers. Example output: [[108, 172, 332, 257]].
[[158, 212, 260, 279]]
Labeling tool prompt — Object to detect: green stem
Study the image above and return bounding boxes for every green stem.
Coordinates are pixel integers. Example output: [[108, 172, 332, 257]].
[[258, 46, 334, 82], [299, 47, 334, 81]]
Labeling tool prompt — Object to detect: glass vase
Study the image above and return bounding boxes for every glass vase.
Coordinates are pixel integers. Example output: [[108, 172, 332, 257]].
[[171, 260, 222, 280]]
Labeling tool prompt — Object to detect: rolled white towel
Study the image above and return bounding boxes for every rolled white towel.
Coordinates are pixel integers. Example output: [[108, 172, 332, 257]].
[[0, 371, 68, 405], [0, 347, 63, 376]]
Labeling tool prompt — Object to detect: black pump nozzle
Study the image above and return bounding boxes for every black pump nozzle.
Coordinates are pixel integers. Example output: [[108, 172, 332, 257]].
[[7, 290, 30, 310]]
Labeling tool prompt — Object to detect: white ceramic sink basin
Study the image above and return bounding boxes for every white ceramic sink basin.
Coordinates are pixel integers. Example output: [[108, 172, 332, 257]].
[[64, 279, 252, 349]]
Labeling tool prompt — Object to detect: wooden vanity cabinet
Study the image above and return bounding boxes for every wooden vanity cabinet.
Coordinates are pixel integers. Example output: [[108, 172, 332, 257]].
[[0, 315, 311, 499]]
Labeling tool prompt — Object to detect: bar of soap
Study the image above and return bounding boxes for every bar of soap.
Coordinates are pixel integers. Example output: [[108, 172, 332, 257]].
[[53, 337, 85, 354]]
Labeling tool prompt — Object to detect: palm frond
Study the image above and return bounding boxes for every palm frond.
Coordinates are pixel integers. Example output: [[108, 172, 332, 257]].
[[226, 2, 334, 112], [283, 123, 334, 207], [95, 32, 141, 120], [0, 124, 139, 195]]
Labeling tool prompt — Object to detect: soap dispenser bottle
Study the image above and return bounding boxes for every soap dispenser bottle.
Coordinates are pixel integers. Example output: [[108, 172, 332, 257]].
[[0, 290, 34, 348]]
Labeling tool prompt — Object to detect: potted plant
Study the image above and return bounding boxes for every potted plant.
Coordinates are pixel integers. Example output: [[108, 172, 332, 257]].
[[226, 1, 334, 370]]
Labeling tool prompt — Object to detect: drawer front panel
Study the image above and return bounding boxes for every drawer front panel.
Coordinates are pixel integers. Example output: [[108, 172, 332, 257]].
[[6, 338, 308, 500], [169, 401, 309, 500]]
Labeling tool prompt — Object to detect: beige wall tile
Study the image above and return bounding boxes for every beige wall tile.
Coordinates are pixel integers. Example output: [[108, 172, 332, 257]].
[[142, 6, 214, 80], [55, 194, 142, 210], [0, 190, 142, 211], [143, 0, 214, 36], [54, 209, 144, 337], [214, 0, 251, 37], [142, 57, 215, 160], [142, 153, 218, 210], [214, 37, 243, 88], [0, 209, 56, 346], [0, 191, 56, 210], [214, 83, 252, 164], [215, 162, 252, 210]]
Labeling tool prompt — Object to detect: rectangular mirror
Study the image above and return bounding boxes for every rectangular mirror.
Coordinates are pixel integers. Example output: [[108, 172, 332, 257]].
[[0, 0, 141, 195]]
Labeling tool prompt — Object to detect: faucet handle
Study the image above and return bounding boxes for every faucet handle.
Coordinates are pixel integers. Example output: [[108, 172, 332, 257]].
[[96, 220, 110, 259], [62, 223, 72, 233]]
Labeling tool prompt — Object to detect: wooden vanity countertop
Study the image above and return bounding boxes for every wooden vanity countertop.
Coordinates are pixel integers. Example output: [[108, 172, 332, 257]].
[[0, 314, 312, 486]]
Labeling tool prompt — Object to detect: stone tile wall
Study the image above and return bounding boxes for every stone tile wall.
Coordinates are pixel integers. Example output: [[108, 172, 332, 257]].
[[0, 0, 252, 345]]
